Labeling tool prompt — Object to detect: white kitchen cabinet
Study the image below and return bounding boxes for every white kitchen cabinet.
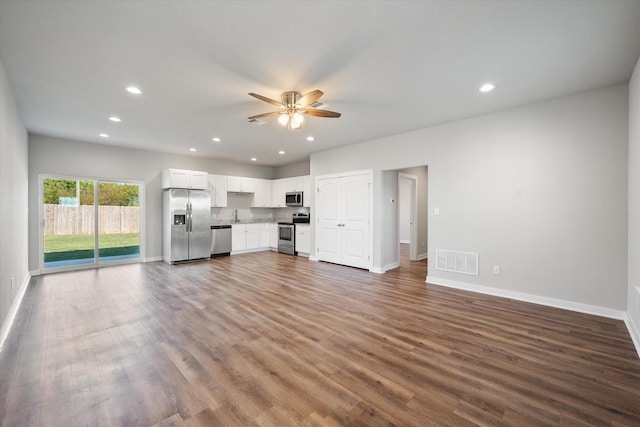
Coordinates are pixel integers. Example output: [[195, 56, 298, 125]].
[[286, 176, 304, 192], [303, 175, 311, 207], [270, 223, 278, 249], [231, 223, 261, 253], [162, 168, 208, 189], [246, 224, 260, 249], [271, 178, 287, 207], [252, 179, 272, 208], [227, 176, 255, 193], [207, 174, 228, 207], [295, 224, 310, 255], [259, 223, 270, 248]]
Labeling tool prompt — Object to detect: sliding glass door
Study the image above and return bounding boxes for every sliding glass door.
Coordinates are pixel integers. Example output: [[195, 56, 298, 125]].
[[41, 176, 142, 270]]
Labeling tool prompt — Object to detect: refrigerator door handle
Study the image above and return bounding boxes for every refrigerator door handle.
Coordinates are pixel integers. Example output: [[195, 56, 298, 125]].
[[187, 202, 192, 232]]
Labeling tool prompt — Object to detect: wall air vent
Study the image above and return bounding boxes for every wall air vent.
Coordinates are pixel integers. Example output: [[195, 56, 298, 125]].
[[248, 118, 266, 125], [436, 249, 479, 276]]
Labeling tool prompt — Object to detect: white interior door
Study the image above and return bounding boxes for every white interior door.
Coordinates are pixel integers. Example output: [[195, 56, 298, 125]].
[[316, 177, 341, 264], [341, 174, 370, 269]]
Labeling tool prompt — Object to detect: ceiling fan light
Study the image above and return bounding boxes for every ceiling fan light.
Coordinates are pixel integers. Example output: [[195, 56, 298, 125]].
[[292, 112, 304, 125], [290, 120, 302, 130], [278, 114, 289, 126]]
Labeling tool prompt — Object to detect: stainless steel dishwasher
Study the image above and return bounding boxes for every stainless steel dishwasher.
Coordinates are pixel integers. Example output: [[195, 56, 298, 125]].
[[210, 225, 232, 257]]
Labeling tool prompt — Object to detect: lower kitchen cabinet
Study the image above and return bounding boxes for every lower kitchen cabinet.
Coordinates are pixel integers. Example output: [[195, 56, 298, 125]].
[[231, 224, 260, 253], [259, 223, 270, 248], [270, 224, 278, 249], [295, 224, 310, 255]]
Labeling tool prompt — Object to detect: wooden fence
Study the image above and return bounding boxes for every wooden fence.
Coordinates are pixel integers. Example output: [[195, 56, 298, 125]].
[[44, 204, 140, 235]]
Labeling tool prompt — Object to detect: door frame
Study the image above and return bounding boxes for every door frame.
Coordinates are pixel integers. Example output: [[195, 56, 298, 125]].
[[398, 172, 418, 261], [38, 174, 146, 274]]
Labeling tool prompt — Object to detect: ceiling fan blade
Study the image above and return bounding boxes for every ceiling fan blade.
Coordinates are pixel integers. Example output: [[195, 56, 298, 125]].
[[305, 108, 341, 118], [247, 111, 282, 120], [248, 93, 282, 107], [298, 90, 324, 107]]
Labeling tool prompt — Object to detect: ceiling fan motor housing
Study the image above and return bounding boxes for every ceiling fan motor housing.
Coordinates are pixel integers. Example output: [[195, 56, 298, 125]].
[[281, 91, 302, 108]]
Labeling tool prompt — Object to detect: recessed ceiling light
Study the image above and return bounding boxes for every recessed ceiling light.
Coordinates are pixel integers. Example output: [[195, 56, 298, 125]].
[[189, 148, 196, 152], [212, 137, 221, 142], [125, 86, 142, 95], [479, 83, 495, 93], [251, 157, 257, 162], [306, 136, 314, 141], [278, 150, 285, 155], [99, 133, 109, 138], [108, 116, 121, 122]]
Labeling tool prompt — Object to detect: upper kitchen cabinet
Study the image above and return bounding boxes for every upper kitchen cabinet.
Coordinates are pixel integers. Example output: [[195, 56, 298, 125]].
[[162, 168, 208, 190], [207, 174, 228, 207], [272, 178, 287, 208], [286, 176, 304, 192], [252, 179, 272, 208], [227, 176, 255, 193], [271, 175, 311, 207]]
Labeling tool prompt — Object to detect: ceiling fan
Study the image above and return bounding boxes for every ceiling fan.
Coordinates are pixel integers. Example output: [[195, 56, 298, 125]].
[[248, 90, 341, 130]]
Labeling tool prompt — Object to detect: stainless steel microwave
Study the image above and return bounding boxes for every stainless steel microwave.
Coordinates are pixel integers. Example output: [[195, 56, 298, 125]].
[[285, 191, 303, 207]]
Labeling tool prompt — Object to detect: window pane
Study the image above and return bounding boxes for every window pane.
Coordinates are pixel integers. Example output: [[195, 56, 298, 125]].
[[97, 181, 140, 262], [43, 178, 95, 268]]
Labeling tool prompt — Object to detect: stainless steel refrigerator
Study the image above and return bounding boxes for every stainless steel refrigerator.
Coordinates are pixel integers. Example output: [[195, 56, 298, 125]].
[[163, 189, 212, 263]]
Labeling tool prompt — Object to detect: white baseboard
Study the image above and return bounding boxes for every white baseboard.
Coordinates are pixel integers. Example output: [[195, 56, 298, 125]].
[[144, 256, 163, 262], [0, 273, 31, 352], [416, 252, 428, 261], [400, 239, 410, 244], [30, 269, 41, 276], [370, 267, 385, 274], [384, 261, 400, 271], [308, 255, 318, 262], [625, 314, 640, 359], [426, 276, 626, 320]]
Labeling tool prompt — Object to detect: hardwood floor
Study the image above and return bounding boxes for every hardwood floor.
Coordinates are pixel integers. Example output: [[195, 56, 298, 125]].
[[1, 248, 639, 426]]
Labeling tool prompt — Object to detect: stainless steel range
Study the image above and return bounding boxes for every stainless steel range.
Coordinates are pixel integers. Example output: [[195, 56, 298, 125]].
[[277, 222, 296, 255], [278, 213, 309, 255]]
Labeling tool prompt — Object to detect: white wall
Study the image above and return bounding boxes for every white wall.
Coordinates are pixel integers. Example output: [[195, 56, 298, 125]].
[[273, 160, 310, 179], [311, 85, 629, 313], [381, 171, 398, 269], [28, 135, 275, 271], [0, 58, 29, 343], [628, 56, 640, 348]]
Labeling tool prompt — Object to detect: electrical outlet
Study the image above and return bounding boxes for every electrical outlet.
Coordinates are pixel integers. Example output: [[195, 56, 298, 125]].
[[493, 265, 501, 275]]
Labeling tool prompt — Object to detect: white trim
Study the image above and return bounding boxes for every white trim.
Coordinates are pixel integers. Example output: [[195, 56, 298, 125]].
[[426, 276, 626, 320], [308, 255, 319, 262], [144, 256, 163, 262], [370, 267, 385, 274], [383, 261, 400, 272], [398, 172, 418, 261], [416, 252, 428, 261], [400, 239, 410, 244], [0, 273, 31, 353], [625, 314, 640, 359]]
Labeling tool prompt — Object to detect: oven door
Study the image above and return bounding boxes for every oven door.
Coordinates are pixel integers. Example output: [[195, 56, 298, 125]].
[[278, 224, 296, 255]]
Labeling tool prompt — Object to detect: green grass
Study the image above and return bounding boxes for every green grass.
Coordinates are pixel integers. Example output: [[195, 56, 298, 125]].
[[44, 233, 139, 262]]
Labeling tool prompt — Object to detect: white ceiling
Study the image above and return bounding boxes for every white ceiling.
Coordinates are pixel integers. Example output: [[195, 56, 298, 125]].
[[1, 1, 640, 167]]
